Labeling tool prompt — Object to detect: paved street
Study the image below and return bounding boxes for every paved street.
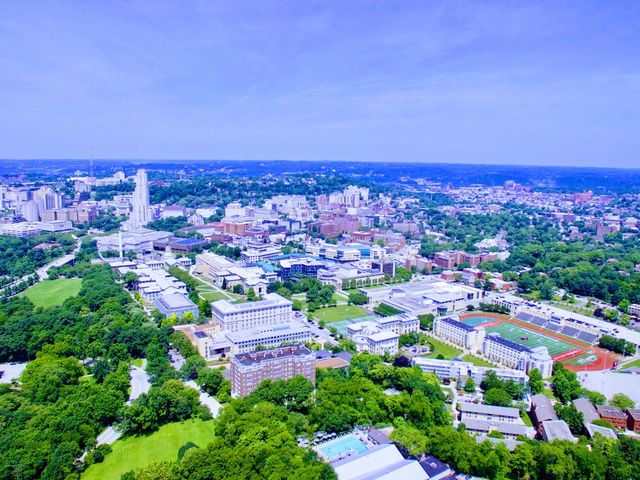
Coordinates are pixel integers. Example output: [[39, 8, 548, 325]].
[[0, 362, 27, 383], [127, 363, 151, 405], [184, 380, 221, 417], [96, 426, 121, 446]]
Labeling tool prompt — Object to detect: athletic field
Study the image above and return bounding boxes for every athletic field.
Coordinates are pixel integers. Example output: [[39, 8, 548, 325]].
[[460, 314, 581, 358]]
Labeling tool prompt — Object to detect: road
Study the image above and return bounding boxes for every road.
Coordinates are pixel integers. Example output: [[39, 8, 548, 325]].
[[184, 379, 221, 417], [127, 362, 151, 405], [35, 237, 81, 278], [97, 361, 151, 446], [0, 362, 28, 383], [96, 426, 121, 446]]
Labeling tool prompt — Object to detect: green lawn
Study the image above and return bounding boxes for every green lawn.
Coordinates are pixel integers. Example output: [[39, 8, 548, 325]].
[[20, 278, 82, 307], [620, 358, 640, 370], [131, 358, 144, 368], [198, 290, 228, 302], [461, 354, 496, 367], [312, 304, 369, 323], [520, 411, 533, 427], [423, 335, 462, 359], [82, 419, 215, 480]]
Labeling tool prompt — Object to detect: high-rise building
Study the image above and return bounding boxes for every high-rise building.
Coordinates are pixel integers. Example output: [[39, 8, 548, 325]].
[[129, 169, 150, 229], [230, 344, 315, 397]]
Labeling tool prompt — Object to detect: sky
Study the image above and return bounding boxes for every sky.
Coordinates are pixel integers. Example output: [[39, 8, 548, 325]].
[[0, 1, 639, 167]]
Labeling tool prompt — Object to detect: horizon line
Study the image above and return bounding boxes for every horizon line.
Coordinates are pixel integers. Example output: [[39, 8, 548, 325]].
[[0, 158, 639, 171]]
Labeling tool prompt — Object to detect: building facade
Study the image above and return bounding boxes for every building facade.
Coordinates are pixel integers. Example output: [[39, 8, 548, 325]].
[[433, 316, 486, 352], [210, 293, 293, 332], [230, 344, 315, 397]]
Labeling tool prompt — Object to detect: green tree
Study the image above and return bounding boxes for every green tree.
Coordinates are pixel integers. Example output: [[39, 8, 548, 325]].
[[463, 377, 477, 393], [610, 393, 635, 410], [196, 368, 225, 396], [555, 404, 584, 434], [528, 368, 544, 395], [418, 313, 434, 330], [483, 388, 512, 407]]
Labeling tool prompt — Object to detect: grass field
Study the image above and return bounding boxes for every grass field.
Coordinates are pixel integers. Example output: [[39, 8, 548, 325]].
[[20, 278, 82, 307], [485, 322, 576, 356], [423, 335, 462, 359], [620, 358, 640, 370], [461, 354, 496, 367], [82, 419, 215, 480], [313, 304, 368, 323], [198, 290, 228, 302]]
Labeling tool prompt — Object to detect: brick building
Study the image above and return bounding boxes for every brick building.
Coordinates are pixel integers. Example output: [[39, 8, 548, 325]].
[[230, 344, 315, 398]]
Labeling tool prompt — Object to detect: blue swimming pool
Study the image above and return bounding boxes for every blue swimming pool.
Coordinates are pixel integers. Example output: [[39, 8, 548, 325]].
[[318, 435, 368, 459]]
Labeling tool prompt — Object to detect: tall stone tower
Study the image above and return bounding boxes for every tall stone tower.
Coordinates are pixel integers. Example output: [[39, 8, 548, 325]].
[[130, 169, 150, 229]]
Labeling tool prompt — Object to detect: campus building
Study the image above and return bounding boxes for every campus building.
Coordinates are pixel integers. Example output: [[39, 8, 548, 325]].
[[210, 293, 293, 332], [482, 333, 531, 371], [128, 169, 151, 229], [463, 419, 528, 440], [596, 405, 628, 429], [412, 357, 527, 384], [278, 257, 323, 281], [433, 316, 486, 352], [154, 292, 199, 321], [459, 402, 521, 424], [347, 313, 419, 356], [230, 344, 315, 398]]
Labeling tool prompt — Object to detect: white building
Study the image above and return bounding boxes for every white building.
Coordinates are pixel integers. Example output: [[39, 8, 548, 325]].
[[459, 402, 520, 424], [96, 228, 173, 254], [347, 313, 419, 356], [210, 293, 293, 332], [361, 280, 483, 315], [412, 357, 528, 384], [433, 316, 486, 352], [0, 222, 41, 237], [347, 321, 400, 356]]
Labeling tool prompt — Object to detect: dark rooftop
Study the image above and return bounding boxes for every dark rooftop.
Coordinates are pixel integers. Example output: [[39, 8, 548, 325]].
[[420, 455, 451, 478], [440, 316, 476, 332], [233, 343, 312, 366], [486, 332, 531, 353]]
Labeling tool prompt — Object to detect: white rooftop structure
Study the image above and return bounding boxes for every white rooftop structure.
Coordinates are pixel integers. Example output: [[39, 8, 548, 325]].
[[332, 444, 427, 480]]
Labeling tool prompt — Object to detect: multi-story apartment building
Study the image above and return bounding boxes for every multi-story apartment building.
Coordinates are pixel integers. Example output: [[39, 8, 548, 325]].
[[433, 316, 486, 352], [210, 293, 293, 332], [230, 344, 315, 397], [482, 334, 554, 377], [482, 333, 531, 370], [225, 322, 313, 354]]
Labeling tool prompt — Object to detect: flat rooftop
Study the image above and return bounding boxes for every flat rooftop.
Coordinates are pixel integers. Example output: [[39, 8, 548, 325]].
[[211, 292, 292, 313], [155, 292, 197, 310], [233, 343, 312, 366]]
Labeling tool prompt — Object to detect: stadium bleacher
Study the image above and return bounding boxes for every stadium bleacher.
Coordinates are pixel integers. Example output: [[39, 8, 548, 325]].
[[560, 326, 581, 338], [514, 310, 600, 346], [576, 331, 598, 344], [545, 323, 563, 332], [530, 317, 549, 327], [515, 312, 534, 323]]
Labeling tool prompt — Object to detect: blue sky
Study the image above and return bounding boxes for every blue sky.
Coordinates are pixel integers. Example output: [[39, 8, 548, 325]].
[[0, 1, 638, 166]]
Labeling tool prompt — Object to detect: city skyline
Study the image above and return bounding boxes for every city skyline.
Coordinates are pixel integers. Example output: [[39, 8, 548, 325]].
[[1, 1, 639, 167]]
